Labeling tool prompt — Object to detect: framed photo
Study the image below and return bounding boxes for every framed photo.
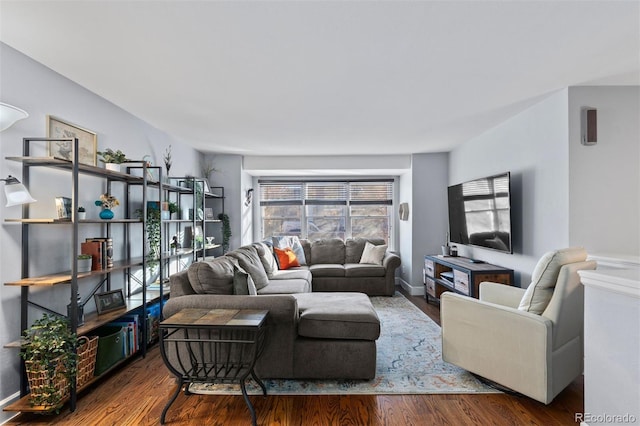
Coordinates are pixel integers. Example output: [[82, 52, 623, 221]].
[[47, 115, 97, 166], [94, 289, 126, 315], [55, 196, 72, 219]]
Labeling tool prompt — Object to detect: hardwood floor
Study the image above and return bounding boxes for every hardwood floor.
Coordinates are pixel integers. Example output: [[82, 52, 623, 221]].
[[5, 288, 583, 425]]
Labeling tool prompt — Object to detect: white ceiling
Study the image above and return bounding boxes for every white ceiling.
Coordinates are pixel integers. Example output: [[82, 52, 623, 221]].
[[1, 1, 638, 157]]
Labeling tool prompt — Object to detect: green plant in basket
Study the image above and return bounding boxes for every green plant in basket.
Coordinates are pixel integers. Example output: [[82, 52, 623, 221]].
[[20, 314, 78, 409]]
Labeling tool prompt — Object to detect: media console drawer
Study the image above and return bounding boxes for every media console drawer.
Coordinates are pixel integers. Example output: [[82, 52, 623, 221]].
[[423, 255, 514, 302]]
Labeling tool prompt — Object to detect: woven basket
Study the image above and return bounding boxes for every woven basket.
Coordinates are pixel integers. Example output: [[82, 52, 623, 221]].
[[26, 335, 99, 406], [25, 359, 69, 407], [76, 335, 98, 388]]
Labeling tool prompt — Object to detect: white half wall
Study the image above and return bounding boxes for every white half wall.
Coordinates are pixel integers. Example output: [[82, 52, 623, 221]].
[[568, 86, 640, 258]]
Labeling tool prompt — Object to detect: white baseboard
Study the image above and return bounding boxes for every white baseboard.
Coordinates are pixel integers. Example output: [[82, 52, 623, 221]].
[[397, 278, 424, 296], [0, 392, 20, 425]]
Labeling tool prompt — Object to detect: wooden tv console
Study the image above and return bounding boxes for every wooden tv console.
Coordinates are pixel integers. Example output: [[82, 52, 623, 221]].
[[424, 255, 514, 303]]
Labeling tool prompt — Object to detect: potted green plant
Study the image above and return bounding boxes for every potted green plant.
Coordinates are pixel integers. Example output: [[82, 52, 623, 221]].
[[97, 149, 129, 172], [76, 254, 92, 273], [168, 201, 179, 219], [77, 206, 86, 220], [20, 314, 79, 410]]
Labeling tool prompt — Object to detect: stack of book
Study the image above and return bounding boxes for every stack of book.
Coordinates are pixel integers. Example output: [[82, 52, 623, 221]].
[[80, 238, 113, 270]]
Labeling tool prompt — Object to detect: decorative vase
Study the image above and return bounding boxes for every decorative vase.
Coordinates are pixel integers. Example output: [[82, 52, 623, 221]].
[[99, 209, 114, 220], [77, 212, 86, 220]]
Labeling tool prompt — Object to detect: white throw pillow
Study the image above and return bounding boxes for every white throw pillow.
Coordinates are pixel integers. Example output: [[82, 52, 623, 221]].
[[359, 241, 387, 265], [518, 247, 587, 314]]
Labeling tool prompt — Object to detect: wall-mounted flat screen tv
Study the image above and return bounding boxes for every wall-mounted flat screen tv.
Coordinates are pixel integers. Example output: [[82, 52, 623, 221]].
[[447, 172, 512, 254]]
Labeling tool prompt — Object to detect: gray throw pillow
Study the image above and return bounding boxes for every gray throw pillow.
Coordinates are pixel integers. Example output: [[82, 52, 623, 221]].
[[187, 258, 235, 295], [233, 266, 257, 296], [227, 245, 270, 290]]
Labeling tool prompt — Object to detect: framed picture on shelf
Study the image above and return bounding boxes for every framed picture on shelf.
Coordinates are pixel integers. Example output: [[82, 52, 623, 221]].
[[204, 207, 214, 220], [47, 115, 97, 166], [94, 289, 126, 315], [54, 196, 72, 219]]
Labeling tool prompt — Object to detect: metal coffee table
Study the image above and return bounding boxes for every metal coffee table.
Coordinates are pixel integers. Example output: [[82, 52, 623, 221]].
[[159, 308, 268, 425]]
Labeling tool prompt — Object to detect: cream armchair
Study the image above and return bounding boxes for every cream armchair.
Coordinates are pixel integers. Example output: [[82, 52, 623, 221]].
[[440, 248, 596, 404]]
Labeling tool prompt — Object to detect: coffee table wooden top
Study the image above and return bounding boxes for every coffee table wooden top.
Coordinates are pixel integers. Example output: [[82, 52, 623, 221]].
[[161, 308, 268, 328]]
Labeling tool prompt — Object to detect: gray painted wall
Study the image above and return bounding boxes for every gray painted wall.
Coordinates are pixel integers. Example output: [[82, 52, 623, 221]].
[[568, 86, 639, 258], [399, 153, 449, 289], [449, 89, 571, 286], [0, 43, 202, 411]]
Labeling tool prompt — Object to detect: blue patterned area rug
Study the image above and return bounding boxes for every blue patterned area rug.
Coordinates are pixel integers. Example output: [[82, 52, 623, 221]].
[[189, 292, 499, 395]]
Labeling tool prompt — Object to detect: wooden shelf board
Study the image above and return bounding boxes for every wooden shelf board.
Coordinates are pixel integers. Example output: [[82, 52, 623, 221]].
[[4, 258, 146, 287], [5, 218, 142, 224], [4, 289, 168, 349], [2, 349, 145, 413]]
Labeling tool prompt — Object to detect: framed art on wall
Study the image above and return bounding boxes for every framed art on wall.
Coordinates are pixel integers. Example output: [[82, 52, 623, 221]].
[[47, 115, 97, 166]]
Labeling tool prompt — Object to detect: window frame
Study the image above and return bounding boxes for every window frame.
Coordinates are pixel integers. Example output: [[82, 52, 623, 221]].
[[259, 179, 394, 244]]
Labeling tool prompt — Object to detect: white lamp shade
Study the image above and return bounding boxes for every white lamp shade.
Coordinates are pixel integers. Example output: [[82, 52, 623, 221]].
[[0, 102, 29, 132], [4, 182, 36, 207]]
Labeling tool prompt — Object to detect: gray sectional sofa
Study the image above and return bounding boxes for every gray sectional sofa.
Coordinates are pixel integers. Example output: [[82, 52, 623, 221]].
[[163, 238, 401, 380]]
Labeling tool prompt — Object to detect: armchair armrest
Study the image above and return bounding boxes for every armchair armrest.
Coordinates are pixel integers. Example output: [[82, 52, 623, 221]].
[[479, 281, 525, 308], [441, 292, 552, 403]]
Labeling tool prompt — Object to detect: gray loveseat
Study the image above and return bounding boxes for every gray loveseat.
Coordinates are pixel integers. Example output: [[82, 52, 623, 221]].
[[163, 238, 400, 380]]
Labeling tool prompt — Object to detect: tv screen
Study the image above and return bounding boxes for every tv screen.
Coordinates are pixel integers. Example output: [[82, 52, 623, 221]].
[[447, 172, 512, 254]]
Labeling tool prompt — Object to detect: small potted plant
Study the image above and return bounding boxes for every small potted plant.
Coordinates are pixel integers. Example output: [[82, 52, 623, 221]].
[[77, 206, 86, 220], [20, 314, 78, 409], [97, 148, 129, 172], [168, 201, 179, 219], [76, 254, 92, 273]]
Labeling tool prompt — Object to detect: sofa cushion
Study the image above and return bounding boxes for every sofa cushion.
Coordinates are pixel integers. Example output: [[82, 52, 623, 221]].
[[293, 293, 380, 341], [273, 235, 307, 265], [345, 238, 386, 264], [274, 247, 301, 269], [518, 247, 588, 314], [344, 263, 386, 278], [253, 242, 278, 276], [187, 257, 235, 295], [310, 238, 345, 265], [270, 267, 312, 284], [226, 245, 270, 290], [309, 264, 346, 277], [257, 279, 311, 294], [359, 241, 387, 265]]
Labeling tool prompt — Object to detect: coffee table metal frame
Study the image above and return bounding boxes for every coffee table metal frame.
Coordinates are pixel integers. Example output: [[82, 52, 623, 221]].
[[159, 309, 268, 425]]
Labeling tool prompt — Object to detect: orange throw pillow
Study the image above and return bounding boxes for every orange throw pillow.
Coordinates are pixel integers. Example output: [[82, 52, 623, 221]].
[[273, 247, 300, 270]]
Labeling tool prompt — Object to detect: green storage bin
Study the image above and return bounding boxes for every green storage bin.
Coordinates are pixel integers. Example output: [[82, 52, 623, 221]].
[[94, 326, 127, 376]]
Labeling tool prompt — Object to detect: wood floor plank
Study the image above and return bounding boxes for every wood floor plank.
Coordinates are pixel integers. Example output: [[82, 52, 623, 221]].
[[5, 288, 583, 425]]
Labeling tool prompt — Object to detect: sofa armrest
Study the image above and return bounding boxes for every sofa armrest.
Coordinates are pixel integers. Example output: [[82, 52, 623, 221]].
[[163, 294, 300, 378], [479, 281, 525, 308], [383, 251, 401, 271], [440, 292, 552, 403]]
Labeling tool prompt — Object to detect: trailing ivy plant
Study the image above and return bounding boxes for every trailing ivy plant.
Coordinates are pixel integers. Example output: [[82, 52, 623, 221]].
[[218, 213, 231, 253], [20, 314, 78, 409], [136, 207, 161, 262]]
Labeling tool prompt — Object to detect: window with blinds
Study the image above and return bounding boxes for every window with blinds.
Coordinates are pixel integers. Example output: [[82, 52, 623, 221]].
[[259, 180, 394, 242]]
